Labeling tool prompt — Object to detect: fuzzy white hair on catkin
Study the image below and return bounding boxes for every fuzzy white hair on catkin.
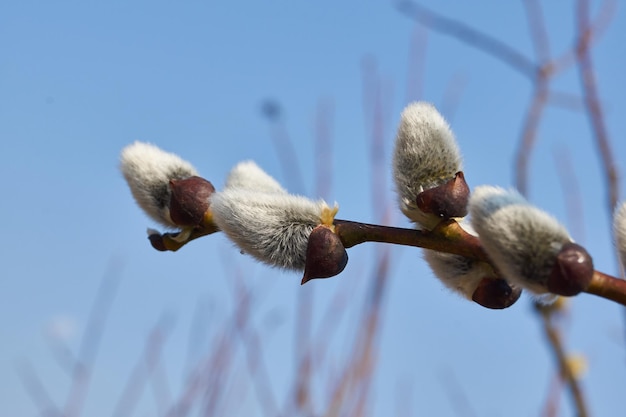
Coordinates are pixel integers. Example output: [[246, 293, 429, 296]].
[[120, 141, 198, 228], [224, 160, 286, 194], [423, 221, 496, 300], [392, 102, 463, 227], [469, 185, 571, 297], [423, 250, 497, 300], [210, 188, 332, 270], [613, 202, 626, 273]]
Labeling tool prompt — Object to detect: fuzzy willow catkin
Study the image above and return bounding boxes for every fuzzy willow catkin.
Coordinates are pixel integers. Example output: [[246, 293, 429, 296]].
[[224, 160, 287, 194], [470, 186, 572, 299], [120, 141, 199, 228], [211, 162, 336, 270], [423, 222, 498, 299], [392, 101, 463, 229]]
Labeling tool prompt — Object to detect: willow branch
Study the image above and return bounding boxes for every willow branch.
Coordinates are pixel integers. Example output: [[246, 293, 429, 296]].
[[535, 303, 590, 417], [395, 0, 537, 78], [149, 214, 626, 307], [576, 0, 619, 214]]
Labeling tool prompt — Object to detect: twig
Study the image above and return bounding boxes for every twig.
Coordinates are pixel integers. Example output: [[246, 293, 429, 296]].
[[586, 271, 626, 305], [404, 24, 428, 103], [439, 72, 468, 123], [522, 0, 551, 63], [550, 0, 616, 75], [553, 145, 586, 243], [228, 269, 281, 417], [315, 97, 334, 201], [514, 75, 549, 197], [439, 368, 478, 417], [395, 0, 537, 78], [547, 90, 586, 111], [287, 96, 336, 416], [575, 0, 619, 216], [16, 360, 61, 417], [541, 372, 563, 417], [151, 212, 626, 306], [261, 100, 307, 194], [62, 259, 124, 417], [535, 302, 590, 417], [166, 324, 234, 417], [361, 58, 389, 221], [112, 314, 173, 417]]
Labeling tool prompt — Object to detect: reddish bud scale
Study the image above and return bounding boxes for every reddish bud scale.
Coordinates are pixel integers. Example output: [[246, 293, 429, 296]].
[[169, 176, 215, 227], [415, 171, 469, 220], [472, 277, 522, 309], [547, 242, 594, 296], [148, 233, 168, 251], [302, 225, 348, 284]]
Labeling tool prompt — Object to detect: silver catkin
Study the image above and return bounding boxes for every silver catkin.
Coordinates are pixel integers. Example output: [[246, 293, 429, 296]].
[[392, 101, 462, 229], [120, 141, 198, 228], [470, 185, 571, 298]]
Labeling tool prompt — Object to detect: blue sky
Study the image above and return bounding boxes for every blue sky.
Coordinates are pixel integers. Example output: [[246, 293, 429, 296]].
[[2, 1, 626, 416]]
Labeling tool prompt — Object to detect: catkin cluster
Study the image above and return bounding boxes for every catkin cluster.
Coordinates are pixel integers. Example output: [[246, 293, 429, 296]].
[[120, 101, 606, 306], [120, 145, 346, 282]]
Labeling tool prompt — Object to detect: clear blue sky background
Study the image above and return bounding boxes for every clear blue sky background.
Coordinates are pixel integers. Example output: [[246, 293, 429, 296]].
[[2, 1, 626, 416]]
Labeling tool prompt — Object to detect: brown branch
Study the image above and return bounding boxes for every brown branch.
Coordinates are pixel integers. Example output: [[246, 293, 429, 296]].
[[62, 259, 123, 417], [16, 360, 61, 417], [361, 58, 390, 221], [535, 302, 590, 417], [395, 0, 537, 78], [405, 24, 428, 103], [541, 372, 563, 417], [547, 90, 586, 111], [586, 271, 626, 305], [150, 209, 626, 307], [112, 314, 173, 417], [550, 0, 616, 74], [439, 72, 468, 123], [522, 0, 552, 63], [553, 145, 586, 243], [576, 0, 619, 215], [261, 100, 307, 194], [325, 248, 392, 417], [228, 270, 280, 417], [439, 368, 479, 417], [315, 97, 335, 201], [514, 79, 549, 197], [165, 333, 232, 417], [335, 218, 486, 259], [287, 96, 336, 416]]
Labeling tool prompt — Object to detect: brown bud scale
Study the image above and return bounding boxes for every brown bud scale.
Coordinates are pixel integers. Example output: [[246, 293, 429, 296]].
[[169, 176, 215, 227], [148, 233, 168, 251], [472, 277, 522, 309], [415, 171, 469, 219], [547, 242, 594, 296], [302, 225, 348, 284]]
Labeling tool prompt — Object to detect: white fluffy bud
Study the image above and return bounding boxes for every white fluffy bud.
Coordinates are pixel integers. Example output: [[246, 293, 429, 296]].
[[392, 102, 464, 229], [224, 160, 286, 194], [120, 142, 199, 228], [211, 162, 336, 270], [469, 186, 572, 299], [422, 220, 521, 309], [423, 223, 495, 298]]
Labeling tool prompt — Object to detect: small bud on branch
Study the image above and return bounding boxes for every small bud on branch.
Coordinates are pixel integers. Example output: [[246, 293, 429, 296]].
[[469, 186, 592, 300], [120, 141, 200, 229], [302, 225, 348, 284], [210, 162, 339, 271], [393, 101, 463, 230]]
